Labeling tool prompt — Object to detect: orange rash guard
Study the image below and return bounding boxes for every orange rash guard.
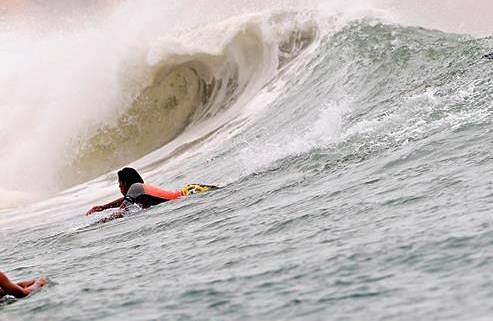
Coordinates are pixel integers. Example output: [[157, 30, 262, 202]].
[[122, 183, 218, 209], [122, 183, 182, 208]]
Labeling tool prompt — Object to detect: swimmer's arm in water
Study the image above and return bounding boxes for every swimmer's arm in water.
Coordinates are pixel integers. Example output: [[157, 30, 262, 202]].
[[16, 279, 35, 288], [0, 272, 46, 298], [96, 210, 125, 224], [86, 197, 124, 216], [96, 201, 130, 224], [17, 278, 46, 293]]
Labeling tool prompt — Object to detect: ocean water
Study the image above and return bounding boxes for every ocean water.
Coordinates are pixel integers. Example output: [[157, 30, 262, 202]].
[[1, 1, 493, 320]]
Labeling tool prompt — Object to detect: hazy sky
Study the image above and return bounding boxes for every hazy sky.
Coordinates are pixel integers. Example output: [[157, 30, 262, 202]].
[[382, 0, 492, 36], [2, 0, 492, 36]]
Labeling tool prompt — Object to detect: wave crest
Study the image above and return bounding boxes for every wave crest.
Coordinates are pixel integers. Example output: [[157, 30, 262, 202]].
[[59, 12, 319, 188]]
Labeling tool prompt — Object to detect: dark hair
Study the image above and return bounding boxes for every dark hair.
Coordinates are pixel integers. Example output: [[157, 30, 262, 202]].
[[117, 167, 144, 187]]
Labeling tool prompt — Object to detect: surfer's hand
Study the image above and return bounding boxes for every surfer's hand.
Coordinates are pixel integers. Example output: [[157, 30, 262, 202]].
[[97, 210, 125, 224], [16, 279, 35, 288], [86, 205, 104, 216], [35, 277, 47, 288], [26, 277, 47, 294]]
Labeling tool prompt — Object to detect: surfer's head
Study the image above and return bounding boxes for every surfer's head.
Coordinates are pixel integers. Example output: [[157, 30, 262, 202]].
[[117, 167, 144, 195]]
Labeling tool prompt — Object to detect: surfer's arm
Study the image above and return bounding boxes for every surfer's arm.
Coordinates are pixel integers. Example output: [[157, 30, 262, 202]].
[[0, 273, 45, 298], [86, 197, 124, 216], [97, 210, 125, 224], [16, 279, 35, 288], [96, 196, 135, 223], [19, 277, 46, 294], [0, 272, 28, 297]]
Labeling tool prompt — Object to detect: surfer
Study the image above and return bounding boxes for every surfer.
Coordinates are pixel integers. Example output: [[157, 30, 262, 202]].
[[0, 272, 46, 299], [85, 167, 218, 222], [484, 52, 493, 60]]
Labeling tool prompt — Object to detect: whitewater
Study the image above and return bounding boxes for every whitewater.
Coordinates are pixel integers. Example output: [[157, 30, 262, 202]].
[[1, 0, 493, 320]]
